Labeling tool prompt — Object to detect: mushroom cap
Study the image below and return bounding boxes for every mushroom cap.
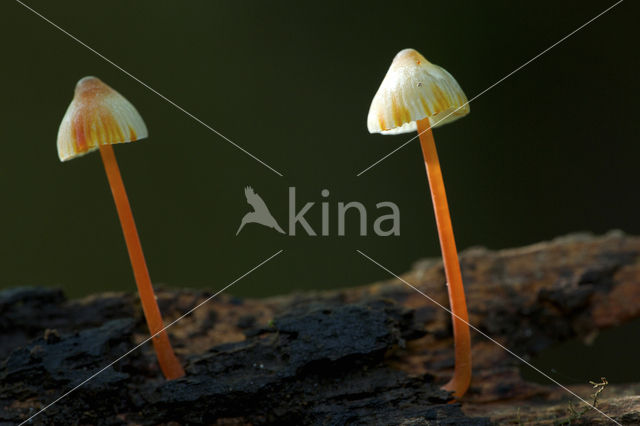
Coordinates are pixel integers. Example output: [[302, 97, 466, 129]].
[[367, 49, 469, 135], [57, 76, 148, 161]]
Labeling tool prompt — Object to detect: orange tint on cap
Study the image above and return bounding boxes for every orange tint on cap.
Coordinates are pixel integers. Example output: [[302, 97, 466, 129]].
[[57, 77, 148, 161], [367, 49, 469, 135]]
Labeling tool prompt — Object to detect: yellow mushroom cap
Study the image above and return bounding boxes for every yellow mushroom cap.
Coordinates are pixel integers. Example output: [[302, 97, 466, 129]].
[[367, 49, 469, 135], [57, 76, 148, 161]]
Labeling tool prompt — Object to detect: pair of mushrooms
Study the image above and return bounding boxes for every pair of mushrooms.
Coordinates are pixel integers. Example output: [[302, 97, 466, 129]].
[[57, 48, 471, 397]]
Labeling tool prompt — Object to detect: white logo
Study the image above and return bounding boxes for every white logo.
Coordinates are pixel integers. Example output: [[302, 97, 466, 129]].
[[236, 187, 400, 236], [236, 186, 286, 235]]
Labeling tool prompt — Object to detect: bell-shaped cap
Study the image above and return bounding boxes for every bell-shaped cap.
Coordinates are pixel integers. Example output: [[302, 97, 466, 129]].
[[57, 76, 148, 161], [367, 49, 469, 135]]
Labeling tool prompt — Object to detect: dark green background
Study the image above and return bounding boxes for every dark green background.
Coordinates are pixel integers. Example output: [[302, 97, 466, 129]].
[[2, 0, 639, 381], [2, 0, 638, 296]]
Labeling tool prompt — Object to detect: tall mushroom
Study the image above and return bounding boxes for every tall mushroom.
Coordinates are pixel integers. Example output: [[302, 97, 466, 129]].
[[367, 49, 471, 398], [57, 76, 185, 380]]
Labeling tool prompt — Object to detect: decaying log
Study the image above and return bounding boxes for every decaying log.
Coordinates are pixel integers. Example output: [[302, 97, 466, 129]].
[[1, 231, 639, 425]]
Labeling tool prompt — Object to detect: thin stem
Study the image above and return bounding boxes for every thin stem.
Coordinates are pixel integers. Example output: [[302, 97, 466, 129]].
[[417, 118, 471, 398], [99, 144, 185, 380]]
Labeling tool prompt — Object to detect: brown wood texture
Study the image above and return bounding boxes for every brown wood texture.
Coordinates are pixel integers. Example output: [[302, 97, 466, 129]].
[[1, 231, 639, 424]]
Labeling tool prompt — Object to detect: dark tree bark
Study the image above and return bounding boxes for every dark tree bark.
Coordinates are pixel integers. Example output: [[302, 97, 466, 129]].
[[1, 231, 639, 425]]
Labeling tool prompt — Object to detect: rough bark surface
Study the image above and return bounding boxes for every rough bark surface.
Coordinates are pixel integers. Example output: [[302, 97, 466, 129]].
[[1, 231, 639, 425]]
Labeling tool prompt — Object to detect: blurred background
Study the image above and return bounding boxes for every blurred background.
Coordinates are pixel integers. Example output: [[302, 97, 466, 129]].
[[2, 0, 638, 296], [2, 1, 639, 381]]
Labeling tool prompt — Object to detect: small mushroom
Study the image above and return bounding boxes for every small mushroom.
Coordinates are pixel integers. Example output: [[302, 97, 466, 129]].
[[57, 76, 185, 380], [367, 49, 471, 398]]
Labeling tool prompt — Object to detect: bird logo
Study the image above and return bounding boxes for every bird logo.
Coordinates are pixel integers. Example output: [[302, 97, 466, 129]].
[[236, 186, 286, 236]]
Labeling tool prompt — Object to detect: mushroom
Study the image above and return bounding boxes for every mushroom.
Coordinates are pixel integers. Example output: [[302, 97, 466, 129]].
[[367, 49, 471, 398], [57, 76, 185, 380]]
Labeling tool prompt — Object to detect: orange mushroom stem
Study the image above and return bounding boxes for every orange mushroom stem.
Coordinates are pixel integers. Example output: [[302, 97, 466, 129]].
[[99, 144, 185, 380], [417, 119, 471, 397]]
